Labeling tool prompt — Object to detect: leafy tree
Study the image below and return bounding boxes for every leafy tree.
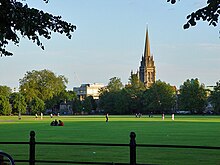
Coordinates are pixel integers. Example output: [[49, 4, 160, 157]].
[[99, 77, 126, 114], [116, 89, 131, 114], [142, 80, 176, 114], [99, 89, 132, 115], [0, 95, 12, 115], [10, 92, 27, 114], [0, 0, 76, 56], [62, 90, 77, 102], [178, 78, 207, 114], [99, 76, 144, 115], [167, 0, 220, 30], [29, 96, 45, 115], [127, 73, 145, 91], [124, 74, 145, 114], [123, 88, 144, 115], [45, 90, 76, 112], [19, 69, 68, 114], [0, 85, 12, 98], [20, 69, 68, 102], [72, 98, 83, 114], [106, 77, 123, 92], [209, 80, 220, 113], [99, 91, 114, 114], [82, 96, 93, 113]]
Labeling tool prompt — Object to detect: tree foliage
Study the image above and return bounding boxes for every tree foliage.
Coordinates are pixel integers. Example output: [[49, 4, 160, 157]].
[[10, 92, 27, 114], [142, 80, 176, 114], [99, 77, 129, 114], [19, 69, 68, 102], [127, 74, 145, 91], [167, 0, 220, 30], [209, 80, 220, 113], [45, 90, 76, 111], [99, 78, 177, 115], [19, 69, 68, 114], [178, 78, 207, 114], [83, 96, 92, 112], [99, 90, 128, 114], [0, 85, 12, 98], [29, 96, 45, 115], [0, 0, 76, 56], [0, 95, 12, 115], [106, 77, 123, 92]]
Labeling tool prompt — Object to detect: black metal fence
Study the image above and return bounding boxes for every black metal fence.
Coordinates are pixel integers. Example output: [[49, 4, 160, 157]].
[[1, 131, 220, 165]]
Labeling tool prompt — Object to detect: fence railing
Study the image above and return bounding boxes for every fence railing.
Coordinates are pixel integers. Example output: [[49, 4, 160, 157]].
[[1, 131, 220, 165]]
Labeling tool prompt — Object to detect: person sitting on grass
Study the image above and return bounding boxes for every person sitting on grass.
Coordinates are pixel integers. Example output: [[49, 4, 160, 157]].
[[50, 120, 55, 126], [58, 120, 64, 126], [54, 119, 58, 126], [50, 119, 59, 126]]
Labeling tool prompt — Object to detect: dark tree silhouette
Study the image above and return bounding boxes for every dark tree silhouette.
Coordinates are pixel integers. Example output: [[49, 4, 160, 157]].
[[0, 0, 76, 56], [167, 0, 220, 29]]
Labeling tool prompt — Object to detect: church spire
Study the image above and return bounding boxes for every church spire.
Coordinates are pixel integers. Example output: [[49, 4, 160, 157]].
[[138, 28, 156, 88], [144, 29, 151, 59]]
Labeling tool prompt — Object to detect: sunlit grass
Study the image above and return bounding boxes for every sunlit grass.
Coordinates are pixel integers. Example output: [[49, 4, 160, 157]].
[[0, 115, 220, 164]]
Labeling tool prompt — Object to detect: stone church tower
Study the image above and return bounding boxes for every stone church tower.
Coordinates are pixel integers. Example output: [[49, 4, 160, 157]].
[[138, 30, 156, 88]]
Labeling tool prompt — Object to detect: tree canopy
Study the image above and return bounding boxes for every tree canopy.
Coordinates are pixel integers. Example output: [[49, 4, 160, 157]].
[[0, 85, 12, 97], [0, 0, 76, 56], [209, 80, 220, 113], [178, 78, 207, 114], [106, 77, 124, 92], [10, 92, 27, 114], [142, 80, 176, 114], [19, 69, 68, 102], [0, 95, 12, 115], [167, 0, 220, 30]]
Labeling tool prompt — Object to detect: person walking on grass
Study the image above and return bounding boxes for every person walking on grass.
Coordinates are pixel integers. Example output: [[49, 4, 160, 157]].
[[172, 113, 175, 121], [105, 113, 109, 122]]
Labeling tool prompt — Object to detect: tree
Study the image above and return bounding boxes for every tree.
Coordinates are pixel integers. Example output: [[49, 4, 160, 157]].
[[72, 98, 83, 114], [20, 69, 68, 101], [82, 96, 94, 113], [142, 80, 176, 114], [167, 0, 220, 30], [127, 74, 145, 91], [29, 96, 45, 115], [178, 78, 207, 114], [98, 77, 126, 114], [45, 90, 76, 112], [19, 69, 68, 113], [99, 90, 127, 114], [118, 89, 134, 114], [0, 0, 76, 56], [0, 85, 12, 98], [10, 92, 27, 114], [209, 80, 220, 113], [106, 77, 123, 92], [124, 74, 146, 114], [0, 95, 12, 115]]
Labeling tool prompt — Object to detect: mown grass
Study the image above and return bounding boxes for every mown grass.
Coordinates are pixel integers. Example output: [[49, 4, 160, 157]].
[[0, 115, 220, 164]]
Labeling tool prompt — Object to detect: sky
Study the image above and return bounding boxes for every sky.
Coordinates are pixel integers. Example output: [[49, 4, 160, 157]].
[[0, 0, 219, 90]]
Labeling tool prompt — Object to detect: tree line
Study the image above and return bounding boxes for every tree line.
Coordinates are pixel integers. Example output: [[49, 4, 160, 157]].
[[0, 69, 76, 115], [0, 69, 220, 115], [98, 76, 220, 115]]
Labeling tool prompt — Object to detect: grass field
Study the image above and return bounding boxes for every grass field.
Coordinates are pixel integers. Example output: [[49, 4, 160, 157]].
[[0, 115, 220, 165]]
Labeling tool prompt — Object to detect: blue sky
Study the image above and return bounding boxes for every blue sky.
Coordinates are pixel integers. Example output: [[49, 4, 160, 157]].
[[0, 0, 219, 90]]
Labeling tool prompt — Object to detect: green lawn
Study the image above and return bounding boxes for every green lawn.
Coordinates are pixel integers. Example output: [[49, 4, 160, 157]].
[[0, 115, 220, 165]]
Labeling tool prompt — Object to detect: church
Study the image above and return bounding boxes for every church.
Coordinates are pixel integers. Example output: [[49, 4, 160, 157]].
[[132, 30, 156, 88]]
